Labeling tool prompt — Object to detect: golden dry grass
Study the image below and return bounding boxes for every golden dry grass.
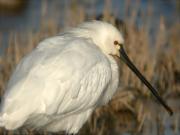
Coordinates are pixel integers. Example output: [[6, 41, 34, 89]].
[[0, 1, 179, 135]]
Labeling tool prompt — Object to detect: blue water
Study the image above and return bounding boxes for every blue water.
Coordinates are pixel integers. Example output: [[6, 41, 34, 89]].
[[0, 0, 178, 32], [0, 0, 179, 54]]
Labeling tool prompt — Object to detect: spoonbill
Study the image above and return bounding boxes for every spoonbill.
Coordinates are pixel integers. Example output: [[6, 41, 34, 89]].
[[0, 21, 173, 134]]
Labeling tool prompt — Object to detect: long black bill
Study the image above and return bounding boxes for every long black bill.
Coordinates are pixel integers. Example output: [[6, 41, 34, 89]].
[[119, 44, 173, 116]]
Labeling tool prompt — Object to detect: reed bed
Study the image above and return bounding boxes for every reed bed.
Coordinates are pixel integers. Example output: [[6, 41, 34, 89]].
[[0, 1, 179, 135]]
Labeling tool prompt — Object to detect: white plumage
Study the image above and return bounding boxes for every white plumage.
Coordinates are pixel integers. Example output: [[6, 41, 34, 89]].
[[0, 21, 123, 133]]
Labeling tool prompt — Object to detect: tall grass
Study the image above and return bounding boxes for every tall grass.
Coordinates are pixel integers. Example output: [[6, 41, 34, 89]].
[[0, 1, 179, 135]]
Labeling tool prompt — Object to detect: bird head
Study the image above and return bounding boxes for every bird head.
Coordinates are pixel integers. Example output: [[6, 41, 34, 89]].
[[71, 20, 173, 116], [71, 21, 124, 57]]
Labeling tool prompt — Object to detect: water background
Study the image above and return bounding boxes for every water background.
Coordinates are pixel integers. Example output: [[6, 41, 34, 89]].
[[0, 0, 179, 54], [0, 0, 179, 32]]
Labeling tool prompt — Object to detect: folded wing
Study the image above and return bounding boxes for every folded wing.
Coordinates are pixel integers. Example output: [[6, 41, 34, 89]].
[[0, 37, 112, 129]]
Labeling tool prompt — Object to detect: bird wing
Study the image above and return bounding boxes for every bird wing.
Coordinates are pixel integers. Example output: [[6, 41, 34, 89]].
[[1, 37, 112, 121]]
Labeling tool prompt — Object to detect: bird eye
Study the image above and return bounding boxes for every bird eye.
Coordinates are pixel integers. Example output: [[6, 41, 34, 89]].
[[114, 40, 119, 45]]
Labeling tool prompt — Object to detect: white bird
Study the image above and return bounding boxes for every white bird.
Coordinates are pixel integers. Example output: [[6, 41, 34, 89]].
[[0, 21, 172, 134]]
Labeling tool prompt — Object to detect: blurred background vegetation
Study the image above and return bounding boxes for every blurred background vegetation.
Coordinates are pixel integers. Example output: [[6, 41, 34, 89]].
[[0, 0, 179, 135]]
